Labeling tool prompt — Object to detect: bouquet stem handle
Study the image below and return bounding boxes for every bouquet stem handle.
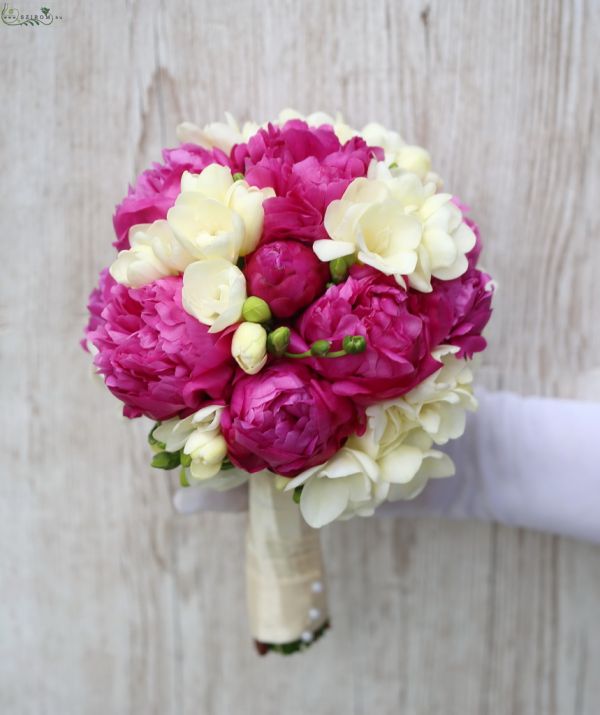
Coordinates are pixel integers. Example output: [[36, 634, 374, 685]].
[[246, 472, 329, 654]]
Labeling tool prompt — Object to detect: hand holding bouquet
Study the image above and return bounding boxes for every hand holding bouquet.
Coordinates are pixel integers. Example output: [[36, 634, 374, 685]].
[[83, 109, 493, 653]]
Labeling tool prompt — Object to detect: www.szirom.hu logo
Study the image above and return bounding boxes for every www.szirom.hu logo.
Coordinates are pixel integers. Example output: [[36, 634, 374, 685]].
[[1, 4, 63, 26]]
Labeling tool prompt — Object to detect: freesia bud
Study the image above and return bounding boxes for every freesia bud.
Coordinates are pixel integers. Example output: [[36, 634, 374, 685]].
[[329, 258, 348, 284], [267, 326, 291, 357], [343, 335, 367, 354], [310, 340, 331, 356], [151, 451, 181, 470], [242, 296, 272, 324], [232, 322, 268, 375]]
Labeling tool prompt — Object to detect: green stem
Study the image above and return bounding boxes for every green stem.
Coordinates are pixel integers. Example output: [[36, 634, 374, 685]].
[[323, 350, 347, 358], [284, 351, 312, 359]]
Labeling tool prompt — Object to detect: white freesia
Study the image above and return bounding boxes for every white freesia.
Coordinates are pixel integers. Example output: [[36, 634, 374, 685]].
[[402, 346, 477, 444], [231, 322, 268, 375], [182, 258, 246, 332], [152, 405, 240, 486], [285, 448, 389, 528], [176, 112, 259, 153], [276, 108, 358, 143], [314, 165, 476, 292], [174, 166, 274, 256], [109, 220, 194, 288], [360, 122, 441, 186]]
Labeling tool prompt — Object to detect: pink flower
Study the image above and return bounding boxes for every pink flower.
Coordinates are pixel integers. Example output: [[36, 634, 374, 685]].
[[87, 276, 235, 420], [81, 267, 117, 350], [244, 240, 329, 318], [113, 144, 230, 251], [296, 266, 446, 404], [231, 120, 382, 243], [221, 363, 365, 477], [411, 268, 494, 358]]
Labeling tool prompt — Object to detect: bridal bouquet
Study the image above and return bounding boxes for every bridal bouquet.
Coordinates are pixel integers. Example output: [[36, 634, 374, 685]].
[[83, 109, 493, 654]]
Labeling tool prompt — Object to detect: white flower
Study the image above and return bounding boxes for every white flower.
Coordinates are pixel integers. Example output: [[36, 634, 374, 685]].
[[276, 108, 358, 143], [182, 258, 246, 332], [167, 193, 244, 263], [172, 166, 274, 257], [176, 112, 259, 153], [314, 166, 476, 292], [402, 346, 477, 444], [360, 122, 441, 186], [285, 448, 388, 528], [153, 405, 232, 484], [231, 322, 268, 375], [109, 220, 194, 288]]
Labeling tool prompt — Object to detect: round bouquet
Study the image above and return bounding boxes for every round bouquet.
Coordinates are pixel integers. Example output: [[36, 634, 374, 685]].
[[83, 109, 493, 654]]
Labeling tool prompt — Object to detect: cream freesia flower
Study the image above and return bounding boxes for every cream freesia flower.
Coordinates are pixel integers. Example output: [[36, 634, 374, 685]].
[[109, 220, 194, 288], [314, 165, 476, 292], [276, 108, 358, 143], [182, 257, 246, 332], [231, 322, 268, 375], [174, 166, 274, 256], [360, 122, 441, 186], [152, 405, 239, 485], [176, 112, 259, 153], [285, 447, 389, 528]]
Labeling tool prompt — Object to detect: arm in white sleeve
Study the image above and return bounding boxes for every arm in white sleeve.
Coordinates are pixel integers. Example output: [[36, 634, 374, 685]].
[[378, 389, 600, 543]]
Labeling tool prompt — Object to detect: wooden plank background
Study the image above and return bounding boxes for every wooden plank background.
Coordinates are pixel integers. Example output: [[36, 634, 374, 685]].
[[1, 1, 599, 713]]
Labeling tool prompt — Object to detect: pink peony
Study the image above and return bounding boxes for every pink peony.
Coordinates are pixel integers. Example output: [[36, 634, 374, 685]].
[[411, 268, 494, 359], [81, 267, 117, 350], [230, 120, 382, 243], [296, 266, 446, 404], [244, 239, 330, 318], [87, 276, 235, 420], [221, 363, 365, 477], [113, 144, 230, 251]]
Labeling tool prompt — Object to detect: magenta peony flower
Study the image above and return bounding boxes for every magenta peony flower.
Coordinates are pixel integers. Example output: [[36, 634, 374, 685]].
[[81, 267, 117, 350], [113, 144, 230, 251], [221, 363, 365, 477], [231, 120, 382, 243], [411, 268, 494, 359], [296, 266, 446, 404], [244, 239, 330, 318], [87, 276, 235, 420]]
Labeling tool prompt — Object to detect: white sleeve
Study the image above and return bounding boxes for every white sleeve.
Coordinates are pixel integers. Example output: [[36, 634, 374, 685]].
[[377, 389, 600, 544]]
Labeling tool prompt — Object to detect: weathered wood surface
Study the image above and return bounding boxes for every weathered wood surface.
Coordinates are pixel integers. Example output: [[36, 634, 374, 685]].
[[1, 1, 599, 713]]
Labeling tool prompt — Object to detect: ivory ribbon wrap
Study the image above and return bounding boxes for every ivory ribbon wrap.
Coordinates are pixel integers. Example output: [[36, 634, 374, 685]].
[[246, 471, 329, 645]]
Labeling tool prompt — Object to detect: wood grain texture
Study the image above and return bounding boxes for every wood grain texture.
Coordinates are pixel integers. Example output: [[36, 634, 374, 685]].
[[1, 0, 599, 713]]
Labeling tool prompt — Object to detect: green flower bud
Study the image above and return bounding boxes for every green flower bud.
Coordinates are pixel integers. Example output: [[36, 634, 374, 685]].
[[310, 339, 331, 357], [232, 172, 245, 181], [242, 296, 272, 324], [343, 253, 357, 268], [329, 257, 348, 284], [343, 335, 367, 354], [267, 326, 291, 357], [151, 451, 181, 470]]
